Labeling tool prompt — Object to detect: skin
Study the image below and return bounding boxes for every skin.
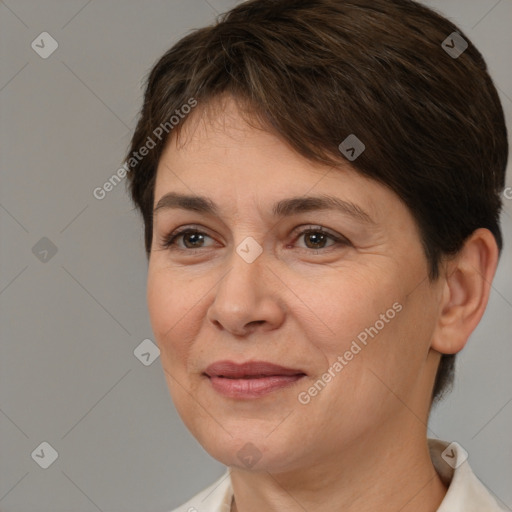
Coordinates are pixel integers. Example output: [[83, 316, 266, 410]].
[[146, 95, 498, 512]]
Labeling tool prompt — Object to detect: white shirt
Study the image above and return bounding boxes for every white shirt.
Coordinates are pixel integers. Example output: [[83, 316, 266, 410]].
[[169, 439, 506, 511]]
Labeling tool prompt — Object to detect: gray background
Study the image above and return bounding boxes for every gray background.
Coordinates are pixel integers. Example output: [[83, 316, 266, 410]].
[[0, 0, 511, 510]]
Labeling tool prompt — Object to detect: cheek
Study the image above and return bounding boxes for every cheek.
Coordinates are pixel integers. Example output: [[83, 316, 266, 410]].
[[297, 269, 415, 401], [147, 270, 203, 418], [300, 268, 400, 353], [146, 269, 196, 367]]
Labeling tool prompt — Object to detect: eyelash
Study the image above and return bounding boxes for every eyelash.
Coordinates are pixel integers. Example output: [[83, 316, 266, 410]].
[[159, 225, 350, 253]]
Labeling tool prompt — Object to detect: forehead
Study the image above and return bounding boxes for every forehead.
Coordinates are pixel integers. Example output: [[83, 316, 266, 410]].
[[153, 96, 401, 226]]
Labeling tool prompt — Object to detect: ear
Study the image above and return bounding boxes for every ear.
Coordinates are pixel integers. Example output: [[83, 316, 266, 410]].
[[431, 228, 499, 355]]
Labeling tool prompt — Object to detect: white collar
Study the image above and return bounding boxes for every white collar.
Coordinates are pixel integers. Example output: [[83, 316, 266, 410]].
[[171, 439, 505, 511]]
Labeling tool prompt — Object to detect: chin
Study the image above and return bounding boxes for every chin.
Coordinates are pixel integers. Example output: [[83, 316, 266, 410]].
[[192, 424, 307, 473]]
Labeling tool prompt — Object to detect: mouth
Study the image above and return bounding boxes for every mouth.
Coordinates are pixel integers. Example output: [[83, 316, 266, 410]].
[[203, 360, 307, 398]]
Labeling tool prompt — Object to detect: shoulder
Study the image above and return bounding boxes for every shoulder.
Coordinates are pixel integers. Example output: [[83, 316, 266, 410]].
[[429, 439, 507, 512], [167, 470, 233, 512]]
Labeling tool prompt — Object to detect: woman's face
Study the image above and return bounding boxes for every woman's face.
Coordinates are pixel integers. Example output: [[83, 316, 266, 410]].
[[147, 97, 444, 472]]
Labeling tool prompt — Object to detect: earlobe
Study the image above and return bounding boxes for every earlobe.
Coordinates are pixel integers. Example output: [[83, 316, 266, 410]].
[[431, 228, 499, 355]]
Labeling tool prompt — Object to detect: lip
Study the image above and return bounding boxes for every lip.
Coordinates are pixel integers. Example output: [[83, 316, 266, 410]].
[[204, 360, 306, 399], [205, 360, 305, 378]]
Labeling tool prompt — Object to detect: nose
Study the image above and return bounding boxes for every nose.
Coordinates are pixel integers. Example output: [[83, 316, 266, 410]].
[[206, 246, 286, 337]]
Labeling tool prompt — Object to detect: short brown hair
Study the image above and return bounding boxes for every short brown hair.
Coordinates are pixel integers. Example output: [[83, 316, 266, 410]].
[[125, 0, 508, 403]]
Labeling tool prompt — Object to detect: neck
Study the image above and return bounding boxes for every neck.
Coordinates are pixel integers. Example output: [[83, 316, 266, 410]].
[[229, 427, 447, 512]]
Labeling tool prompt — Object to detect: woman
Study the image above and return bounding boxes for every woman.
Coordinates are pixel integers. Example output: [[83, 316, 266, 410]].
[[125, 0, 508, 510]]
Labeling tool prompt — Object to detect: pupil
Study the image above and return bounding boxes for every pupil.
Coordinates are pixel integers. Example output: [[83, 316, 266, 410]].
[[185, 233, 203, 248], [307, 233, 324, 248]]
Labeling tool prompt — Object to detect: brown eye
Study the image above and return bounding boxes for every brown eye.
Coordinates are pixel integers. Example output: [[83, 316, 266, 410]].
[[161, 229, 214, 250], [301, 231, 333, 249], [181, 231, 207, 248], [294, 226, 350, 252]]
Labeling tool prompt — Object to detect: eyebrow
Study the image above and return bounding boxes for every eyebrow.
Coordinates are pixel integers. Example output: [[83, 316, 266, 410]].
[[153, 192, 375, 224]]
